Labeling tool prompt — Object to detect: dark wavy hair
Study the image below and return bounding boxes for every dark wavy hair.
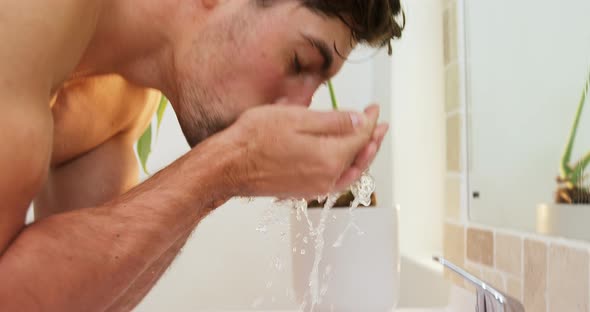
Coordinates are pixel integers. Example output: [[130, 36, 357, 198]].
[[258, 0, 405, 54]]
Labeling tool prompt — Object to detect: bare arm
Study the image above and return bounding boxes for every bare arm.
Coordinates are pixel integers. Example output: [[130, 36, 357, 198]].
[[105, 228, 194, 312], [0, 130, 236, 311], [37, 76, 198, 310], [0, 102, 383, 311]]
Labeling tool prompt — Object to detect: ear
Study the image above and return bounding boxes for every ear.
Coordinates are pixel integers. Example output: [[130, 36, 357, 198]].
[[202, 0, 219, 10]]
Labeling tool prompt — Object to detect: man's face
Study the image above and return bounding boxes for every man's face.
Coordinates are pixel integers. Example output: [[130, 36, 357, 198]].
[[171, 0, 355, 147]]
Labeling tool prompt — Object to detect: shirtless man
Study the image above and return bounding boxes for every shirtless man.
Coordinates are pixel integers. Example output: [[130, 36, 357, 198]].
[[0, 0, 403, 311]]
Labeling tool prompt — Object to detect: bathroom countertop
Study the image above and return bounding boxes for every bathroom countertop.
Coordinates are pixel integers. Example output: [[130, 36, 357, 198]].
[[228, 284, 474, 312], [228, 307, 449, 312]]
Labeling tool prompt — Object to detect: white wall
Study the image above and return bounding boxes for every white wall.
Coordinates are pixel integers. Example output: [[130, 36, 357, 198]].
[[391, 0, 446, 263], [136, 47, 394, 311], [466, 0, 590, 232]]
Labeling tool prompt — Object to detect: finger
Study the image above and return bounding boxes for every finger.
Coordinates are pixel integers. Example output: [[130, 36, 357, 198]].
[[364, 103, 380, 115], [298, 103, 380, 136], [349, 124, 389, 174], [298, 110, 366, 136], [364, 104, 380, 131], [334, 167, 363, 192], [377, 125, 389, 151], [372, 123, 389, 142], [334, 105, 381, 158], [314, 105, 382, 183], [350, 142, 378, 176], [337, 123, 387, 186], [322, 117, 378, 177]]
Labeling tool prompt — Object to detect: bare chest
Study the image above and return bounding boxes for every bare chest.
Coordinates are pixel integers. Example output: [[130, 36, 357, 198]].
[[49, 75, 160, 167]]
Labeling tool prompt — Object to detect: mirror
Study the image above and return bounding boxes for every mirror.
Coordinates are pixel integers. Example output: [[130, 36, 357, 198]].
[[465, 0, 590, 239]]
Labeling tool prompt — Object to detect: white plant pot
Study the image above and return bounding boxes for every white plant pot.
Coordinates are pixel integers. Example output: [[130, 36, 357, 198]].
[[290, 206, 400, 312], [537, 203, 590, 241]]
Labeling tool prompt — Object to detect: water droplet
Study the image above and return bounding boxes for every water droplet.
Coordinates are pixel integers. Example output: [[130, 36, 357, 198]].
[[251, 297, 264, 308], [303, 236, 309, 244], [320, 284, 329, 297], [350, 172, 375, 207], [272, 256, 283, 271], [255, 224, 267, 233], [300, 249, 306, 255], [292, 247, 297, 253], [266, 281, 273, 289], [286, 288, 295, 300]]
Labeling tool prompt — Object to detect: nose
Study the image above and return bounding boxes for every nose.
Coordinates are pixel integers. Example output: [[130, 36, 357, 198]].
[[286, 77, 321, 107], [297, 94, 314, 107]]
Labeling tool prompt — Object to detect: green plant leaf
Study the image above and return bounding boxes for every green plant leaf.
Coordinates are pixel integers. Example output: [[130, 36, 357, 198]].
[[328, 80, 339, 111], [561, 68, 590, 179], [156, 95, 168, 136], [137, 124, 153, 175], [570, 151, 590, 186]]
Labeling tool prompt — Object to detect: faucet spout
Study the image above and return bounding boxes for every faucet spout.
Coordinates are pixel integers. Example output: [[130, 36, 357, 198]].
[[433, 256, 525, 312]]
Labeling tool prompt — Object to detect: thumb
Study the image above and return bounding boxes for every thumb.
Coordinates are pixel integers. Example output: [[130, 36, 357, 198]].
[[298, 110, 368, 136]]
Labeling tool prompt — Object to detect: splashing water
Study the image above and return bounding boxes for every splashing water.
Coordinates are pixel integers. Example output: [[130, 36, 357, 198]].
[[271, 256, 283, 271], [332, 173, 375, 248], [307, 193, 339, 311], [254, 173, 376, 311], [295, 199, 313, 231], [301, 172, 376, 312]]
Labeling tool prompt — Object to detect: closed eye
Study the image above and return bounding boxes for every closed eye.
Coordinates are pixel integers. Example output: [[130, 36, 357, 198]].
[[293, 53, 303, 75]]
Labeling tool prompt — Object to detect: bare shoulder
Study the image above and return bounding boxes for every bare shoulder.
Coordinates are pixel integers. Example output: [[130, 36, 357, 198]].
[[51, 75, 161, 166], [0, 96, 53, 253], [0, 0, 101, 252], [0, 0, 102, 98]]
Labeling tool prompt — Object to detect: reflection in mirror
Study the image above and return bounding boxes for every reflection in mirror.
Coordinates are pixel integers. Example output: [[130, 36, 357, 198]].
[[465, 0, 590, 240]]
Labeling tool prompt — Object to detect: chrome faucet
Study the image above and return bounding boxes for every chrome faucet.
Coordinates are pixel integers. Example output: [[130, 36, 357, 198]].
[[433, 256, 525, 312]]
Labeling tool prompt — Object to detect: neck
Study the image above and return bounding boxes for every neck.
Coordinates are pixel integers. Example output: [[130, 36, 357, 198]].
[[75, 0, 188, 103]]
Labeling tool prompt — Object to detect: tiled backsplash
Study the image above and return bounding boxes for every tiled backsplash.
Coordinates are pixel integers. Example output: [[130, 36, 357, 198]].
[[442, 1, 590, 311], [443, 222, 590, 312]]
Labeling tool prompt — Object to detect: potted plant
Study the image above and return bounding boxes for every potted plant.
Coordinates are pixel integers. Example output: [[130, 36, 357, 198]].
[[537, 68, 590, 240], [291, 81, 399, 312]]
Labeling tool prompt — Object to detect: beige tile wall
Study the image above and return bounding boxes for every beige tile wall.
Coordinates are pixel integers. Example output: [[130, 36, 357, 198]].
[[443, 224, 590, 312], [441, 1, 590, 311]]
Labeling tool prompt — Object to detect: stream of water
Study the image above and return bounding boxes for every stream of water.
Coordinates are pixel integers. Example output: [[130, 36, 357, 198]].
[[252, 172, 376, 311], [297, 172, 376, 312]]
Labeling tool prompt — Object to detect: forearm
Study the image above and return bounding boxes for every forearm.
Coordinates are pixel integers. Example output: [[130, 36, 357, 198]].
[[106, 230, 193, 312], [105, 196, 226, 312], [0, 138, 238, 312]]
